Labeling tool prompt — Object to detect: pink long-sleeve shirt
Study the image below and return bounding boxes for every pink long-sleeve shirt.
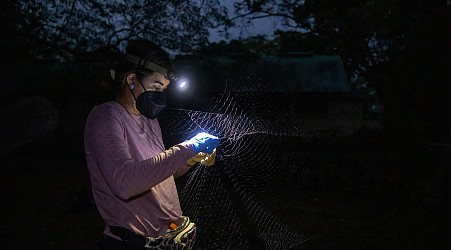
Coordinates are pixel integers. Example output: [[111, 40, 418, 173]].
[[84, 101, 194, 239]]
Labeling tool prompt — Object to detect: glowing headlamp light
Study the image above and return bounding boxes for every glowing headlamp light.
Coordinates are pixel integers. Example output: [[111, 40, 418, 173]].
[[124, 53, 188, 89], [167, 72, 188, 89]]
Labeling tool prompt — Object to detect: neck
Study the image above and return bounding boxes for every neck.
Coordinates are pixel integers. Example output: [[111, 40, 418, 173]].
[[116, 95, 140, 116]]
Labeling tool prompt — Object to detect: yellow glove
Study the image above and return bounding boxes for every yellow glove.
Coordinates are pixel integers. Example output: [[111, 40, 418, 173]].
[[187, 148, 217, 167]]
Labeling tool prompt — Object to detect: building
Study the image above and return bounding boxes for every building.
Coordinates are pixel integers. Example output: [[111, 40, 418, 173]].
[[170, 53, 382, 137]]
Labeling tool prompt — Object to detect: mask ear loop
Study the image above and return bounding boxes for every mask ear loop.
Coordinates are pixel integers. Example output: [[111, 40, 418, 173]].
[[128, 76, 148, 101], [128, 82, 138, 101], [136, 78, 147, 92]]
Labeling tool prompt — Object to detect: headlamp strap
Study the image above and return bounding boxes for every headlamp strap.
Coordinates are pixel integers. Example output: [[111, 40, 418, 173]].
[[124, 53, 168, 76]]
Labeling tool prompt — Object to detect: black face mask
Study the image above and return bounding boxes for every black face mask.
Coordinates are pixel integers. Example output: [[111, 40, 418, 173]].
[[135, 90, 166, 119], [131, 78, 167, 119]]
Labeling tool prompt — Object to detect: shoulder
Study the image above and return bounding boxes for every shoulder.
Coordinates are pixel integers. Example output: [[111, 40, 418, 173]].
[[88, 101, 122, 117], [90, 101, 120, 114], [84, 102, 126, 150], [86, 101, 125, 127]]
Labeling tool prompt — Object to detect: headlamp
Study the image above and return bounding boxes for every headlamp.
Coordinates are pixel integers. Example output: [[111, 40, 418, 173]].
[[167, 71, 188, 90], [124, 53, 188, 90]]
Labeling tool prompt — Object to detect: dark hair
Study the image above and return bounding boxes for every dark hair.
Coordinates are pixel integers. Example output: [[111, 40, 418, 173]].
[[102, 39, 173, 97]]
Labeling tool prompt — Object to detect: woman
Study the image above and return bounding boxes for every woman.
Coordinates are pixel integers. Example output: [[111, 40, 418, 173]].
[[84, 39, 218, 250]]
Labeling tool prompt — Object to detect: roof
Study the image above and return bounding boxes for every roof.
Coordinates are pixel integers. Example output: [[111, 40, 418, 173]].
[[173, 54, 353, 93]]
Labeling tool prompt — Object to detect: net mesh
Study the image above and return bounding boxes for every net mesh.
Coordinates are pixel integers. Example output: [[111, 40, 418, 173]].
[[160, 88, 327, 249]]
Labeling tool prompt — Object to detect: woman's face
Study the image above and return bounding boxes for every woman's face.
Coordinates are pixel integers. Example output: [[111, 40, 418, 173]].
[[125, 72, 170, 98], [135, 72, 170, 93]]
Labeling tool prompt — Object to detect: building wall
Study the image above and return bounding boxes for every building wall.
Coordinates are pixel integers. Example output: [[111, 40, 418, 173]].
[[249, 94, 382, 137]]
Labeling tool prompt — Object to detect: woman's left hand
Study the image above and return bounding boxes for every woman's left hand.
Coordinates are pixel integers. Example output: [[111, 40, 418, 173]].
[[187, 148, 217, 167]]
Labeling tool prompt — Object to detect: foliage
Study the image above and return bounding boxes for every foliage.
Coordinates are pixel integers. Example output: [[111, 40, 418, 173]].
[[229, 0, 449, 138], [0, 0, 34, 63], [13, 0, 228, 61], [2, 0, 448, 137], [200, 35, 275, 56]]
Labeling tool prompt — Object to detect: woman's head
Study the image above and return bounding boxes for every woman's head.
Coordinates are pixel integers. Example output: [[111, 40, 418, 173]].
[[103, 39, 173, 98]]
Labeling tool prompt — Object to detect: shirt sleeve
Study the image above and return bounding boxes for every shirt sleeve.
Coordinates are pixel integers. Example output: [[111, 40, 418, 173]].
[[84, 106, 195, 200]]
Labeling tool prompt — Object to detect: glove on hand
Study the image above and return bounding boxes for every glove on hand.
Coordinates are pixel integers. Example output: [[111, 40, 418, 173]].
[[187, 148, 217, 167], [187, 132, 219, 154]]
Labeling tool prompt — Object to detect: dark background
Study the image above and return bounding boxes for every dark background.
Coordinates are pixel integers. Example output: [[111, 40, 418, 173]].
[[1, 1, 450, 249]]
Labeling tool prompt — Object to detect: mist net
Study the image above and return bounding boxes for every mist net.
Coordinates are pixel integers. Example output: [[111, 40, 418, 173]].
[[159, 62, 335, 249]]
